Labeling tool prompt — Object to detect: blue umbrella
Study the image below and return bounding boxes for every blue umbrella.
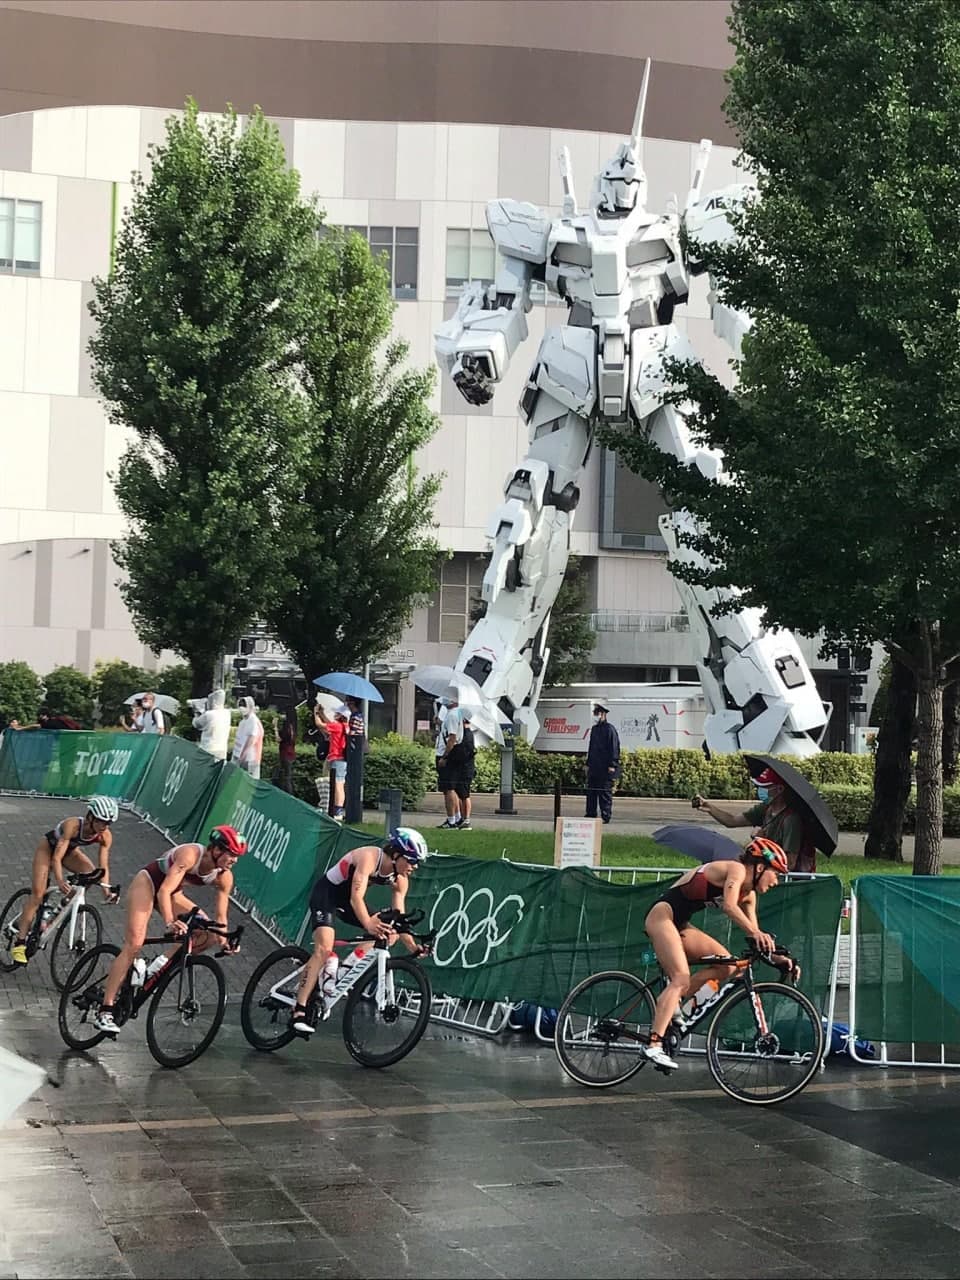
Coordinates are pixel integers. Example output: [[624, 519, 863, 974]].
[[652, 824, 744, 863], [312, 671, 384, 703]]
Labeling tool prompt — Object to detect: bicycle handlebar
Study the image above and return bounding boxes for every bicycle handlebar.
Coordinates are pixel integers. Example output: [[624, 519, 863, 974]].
[[67, 868, 105, 887], [350, 908, 436, 952]]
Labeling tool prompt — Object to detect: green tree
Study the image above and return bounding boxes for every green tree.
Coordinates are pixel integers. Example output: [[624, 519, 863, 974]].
[[92, 659, 151, 729], [612, 0, 960, 873], [42, 666, 95, 726], [543, 555, 596, 688], [155, 663, 193, 707], [262, 228, 441, 683], [864, 655, 916, 862], [88, 102, 323, 696], [0, 661, 43, 725]]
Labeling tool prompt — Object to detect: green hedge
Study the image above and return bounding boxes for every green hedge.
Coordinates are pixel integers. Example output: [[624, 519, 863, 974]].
[[819, 783, 960, 836]]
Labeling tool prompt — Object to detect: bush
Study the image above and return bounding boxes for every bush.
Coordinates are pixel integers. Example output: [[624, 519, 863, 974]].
[[42, 666, 95, 727], [363, 734, 436, 809], [260, 742, 324, 805], [0, 660, 43, 725]]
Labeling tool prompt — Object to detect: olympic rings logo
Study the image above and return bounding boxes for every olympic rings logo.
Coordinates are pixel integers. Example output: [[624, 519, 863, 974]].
[[428, 883, 525, 969], [161, 757, 189, 806]]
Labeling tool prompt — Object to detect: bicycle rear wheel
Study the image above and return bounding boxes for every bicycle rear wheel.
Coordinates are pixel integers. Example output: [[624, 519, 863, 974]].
[[0, 888, 29, 972], [342, 957, 431, 1068], [555, 970, 656, 1088], [706, 982, 825, 1106], [146, 955, 226, 1068], [58, 943, 120, 1050], [50, 905, 103, 991], [240, 946, 308, 1052]]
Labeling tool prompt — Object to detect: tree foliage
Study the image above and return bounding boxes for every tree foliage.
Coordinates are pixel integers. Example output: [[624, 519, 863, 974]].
[[612, 0, 960, 872], [543, 556, 596, 688], [262, 229, 441, 683], [89, 103, 323, 694], [92, 659, 151, 729], [0, 661, 44, 725], [42, 667, 95, 726]]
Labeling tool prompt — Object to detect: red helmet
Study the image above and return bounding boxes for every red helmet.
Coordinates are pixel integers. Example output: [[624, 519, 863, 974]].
[[208, 825, 247, 856], [743, 836, 788, 875]]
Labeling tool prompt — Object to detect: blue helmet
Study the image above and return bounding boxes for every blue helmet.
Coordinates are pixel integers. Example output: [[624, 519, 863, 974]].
[[385, 827, 429, 865]]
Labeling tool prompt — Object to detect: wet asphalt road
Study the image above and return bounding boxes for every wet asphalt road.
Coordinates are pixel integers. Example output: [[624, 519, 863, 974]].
[[2, 796, 960, 1280]]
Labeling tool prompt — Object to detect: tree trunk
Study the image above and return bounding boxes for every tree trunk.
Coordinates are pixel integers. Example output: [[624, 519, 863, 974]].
[[942, 680, 960, 786], [189, 661, 215, 699], [913, 671, 944, 876], [864, 657, 916, 862]]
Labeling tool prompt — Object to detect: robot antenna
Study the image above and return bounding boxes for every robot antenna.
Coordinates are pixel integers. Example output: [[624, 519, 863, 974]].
[[630, 57, 652, 154]]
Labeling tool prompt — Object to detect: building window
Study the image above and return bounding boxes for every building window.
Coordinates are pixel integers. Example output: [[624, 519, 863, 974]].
[[427, 552, 487, 645], [445, 227, 496, 297], [0, 198, 41, 275], [343, 225, 418, 299]]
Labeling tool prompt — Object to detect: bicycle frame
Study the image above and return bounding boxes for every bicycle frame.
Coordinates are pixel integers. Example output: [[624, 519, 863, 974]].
[[264, 942, 397, 1020], [117, 918, 241, 1024]]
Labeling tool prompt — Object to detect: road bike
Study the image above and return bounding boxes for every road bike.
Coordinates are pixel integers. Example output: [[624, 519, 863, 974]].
[[0, 868, 120, 990], [554, 942, 825, 1106], [240, 909, 436, 1068], [58, 910, 243, 1069]]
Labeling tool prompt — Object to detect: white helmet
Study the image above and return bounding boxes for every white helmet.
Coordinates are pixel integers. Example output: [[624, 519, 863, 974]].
[[386, 827, 429, 865], [87, 795, 119, 823]]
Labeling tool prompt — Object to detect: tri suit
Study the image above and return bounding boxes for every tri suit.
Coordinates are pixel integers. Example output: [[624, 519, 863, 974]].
[[45, 817, 107, 856], [654, 865, 724, 930], [309, 847, 394, 930]]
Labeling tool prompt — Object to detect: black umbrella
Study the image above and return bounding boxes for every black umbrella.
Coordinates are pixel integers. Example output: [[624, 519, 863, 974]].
[[652, 825, 745, 864], [742, 753, 839, 857]]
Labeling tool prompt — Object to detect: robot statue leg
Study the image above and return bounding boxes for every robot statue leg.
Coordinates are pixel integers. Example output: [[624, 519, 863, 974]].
[[456, 327, 597, 740], [659, 502, 827, 757]]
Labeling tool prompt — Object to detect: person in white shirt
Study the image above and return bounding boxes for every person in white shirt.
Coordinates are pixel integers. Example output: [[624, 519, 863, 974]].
[[192, 689, 231, 760], [434, 687, 465, 829], [231, 697, 264, 779], [139, 692, 166, 735]]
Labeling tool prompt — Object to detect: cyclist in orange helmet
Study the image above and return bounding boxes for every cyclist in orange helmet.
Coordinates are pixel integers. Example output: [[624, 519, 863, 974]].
[[640, 837, 792, 1070], [94, 825, 246, 1036]]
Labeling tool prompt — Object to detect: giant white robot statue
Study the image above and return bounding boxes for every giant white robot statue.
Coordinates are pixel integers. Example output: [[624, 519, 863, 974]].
[[434, 64, 828, 757]]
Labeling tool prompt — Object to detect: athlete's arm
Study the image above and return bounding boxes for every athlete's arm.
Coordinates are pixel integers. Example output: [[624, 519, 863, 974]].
[[211, 872, 239, 951], [156, 846, 201, 935], [97, 828, 115, 900], [391, 873, 422, 956], [719, 863, 774, 949], [349, 850, 391, 938]]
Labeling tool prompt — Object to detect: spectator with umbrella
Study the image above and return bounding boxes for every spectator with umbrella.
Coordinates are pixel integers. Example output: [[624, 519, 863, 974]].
[[693, 756, 836, 873]]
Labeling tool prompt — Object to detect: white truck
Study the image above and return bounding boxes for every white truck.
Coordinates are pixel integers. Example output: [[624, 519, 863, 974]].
[[533, 683, 706, 754]]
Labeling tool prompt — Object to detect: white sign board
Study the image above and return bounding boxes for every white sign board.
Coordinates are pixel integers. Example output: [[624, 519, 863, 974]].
[[554, 817, 601, 869]]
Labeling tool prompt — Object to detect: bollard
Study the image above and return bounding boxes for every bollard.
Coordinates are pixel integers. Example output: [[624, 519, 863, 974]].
[[378, 787, 403, 835], [345, 733, 364, 825], [496, 724, 517, 815], [553, 778, 562, 830]]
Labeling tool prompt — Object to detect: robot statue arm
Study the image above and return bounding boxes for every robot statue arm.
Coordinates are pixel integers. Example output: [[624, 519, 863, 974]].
[[682, 178, 757, 360], [434, 255, 535, 407]]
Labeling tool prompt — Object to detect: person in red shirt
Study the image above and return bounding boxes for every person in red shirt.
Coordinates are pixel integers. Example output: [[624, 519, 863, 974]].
[[314, 703, 348, 821], [274, 709, 298, 793]]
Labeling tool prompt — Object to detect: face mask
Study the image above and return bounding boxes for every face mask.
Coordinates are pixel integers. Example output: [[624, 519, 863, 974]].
[[756, 786, 771, 804]]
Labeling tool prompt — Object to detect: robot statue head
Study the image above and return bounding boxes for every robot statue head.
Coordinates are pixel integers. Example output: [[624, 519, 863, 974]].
[[592, 142, 646, 216], [591, 57, 651, 218]]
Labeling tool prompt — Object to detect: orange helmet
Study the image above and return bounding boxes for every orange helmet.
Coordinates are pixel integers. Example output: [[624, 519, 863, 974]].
[[743, 836, 788, 875]]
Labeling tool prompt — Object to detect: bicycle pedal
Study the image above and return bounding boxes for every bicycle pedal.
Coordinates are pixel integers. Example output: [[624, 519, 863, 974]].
[[654, 1062, 676, 1076]]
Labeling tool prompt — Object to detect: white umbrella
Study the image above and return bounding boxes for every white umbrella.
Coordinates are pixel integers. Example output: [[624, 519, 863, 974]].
[[313, 691, 343, 714], [124, 692, 180, 715], [0, 1045, 45, 1125], [411, 666, 496, 712]]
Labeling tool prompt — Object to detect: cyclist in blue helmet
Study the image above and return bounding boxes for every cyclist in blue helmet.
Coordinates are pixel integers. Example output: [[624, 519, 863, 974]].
[[292, 827, 430, 1035]]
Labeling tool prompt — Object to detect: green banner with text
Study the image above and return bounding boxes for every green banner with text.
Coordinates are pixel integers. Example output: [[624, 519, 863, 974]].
[[203, 763, 368, 941], [0, 729, 158, 800], [130, 735, 224, 845]]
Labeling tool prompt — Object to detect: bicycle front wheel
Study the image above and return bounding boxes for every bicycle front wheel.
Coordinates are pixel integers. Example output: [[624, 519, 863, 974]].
[[58, 943, 120, 1050], [342, 957, 431, 1068], [146, 955, 226, 1068], [555, 970, 656, 1088], [706, 982, 825, 1106], [0, 888, 29, 972], [240, 946, 308, 1052], [50, 905, 103, 991]]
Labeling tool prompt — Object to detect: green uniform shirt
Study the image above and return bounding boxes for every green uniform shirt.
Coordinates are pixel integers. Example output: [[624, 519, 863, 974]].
[[743, 802, 816, 873]]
